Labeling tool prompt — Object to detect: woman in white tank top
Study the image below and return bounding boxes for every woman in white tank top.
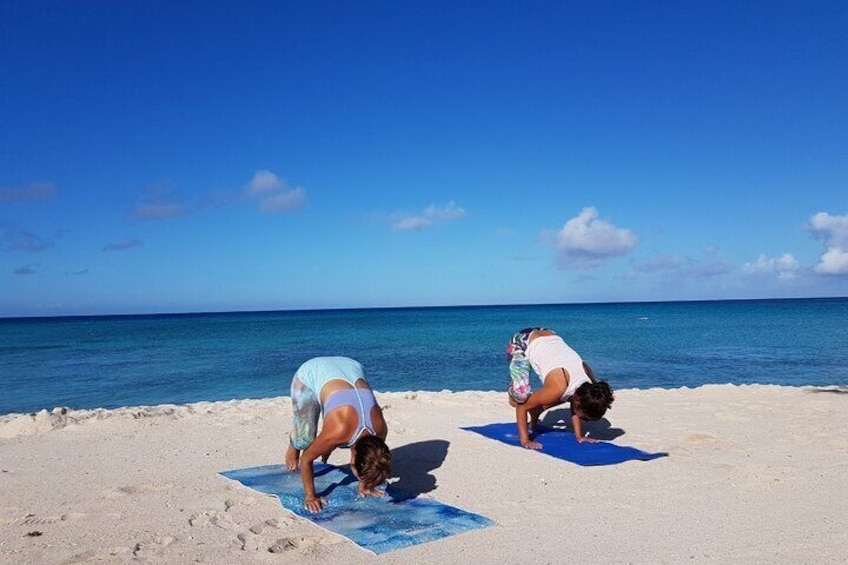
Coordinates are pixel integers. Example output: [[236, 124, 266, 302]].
[[506, 327, 615, 449]]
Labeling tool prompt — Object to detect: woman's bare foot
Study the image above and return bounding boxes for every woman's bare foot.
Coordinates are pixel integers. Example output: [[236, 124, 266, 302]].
[[285, 443, 300, 471]]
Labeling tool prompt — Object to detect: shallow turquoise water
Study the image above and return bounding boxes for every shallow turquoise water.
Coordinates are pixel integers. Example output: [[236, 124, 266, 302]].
[[2, 298, 846, 414]]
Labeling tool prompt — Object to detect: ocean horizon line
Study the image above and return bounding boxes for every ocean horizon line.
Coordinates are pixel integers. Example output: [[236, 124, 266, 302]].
[[3, 294, 847, 322]]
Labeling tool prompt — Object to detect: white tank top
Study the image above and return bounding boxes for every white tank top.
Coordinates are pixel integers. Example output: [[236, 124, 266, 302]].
[[525, 335, 591, 400]]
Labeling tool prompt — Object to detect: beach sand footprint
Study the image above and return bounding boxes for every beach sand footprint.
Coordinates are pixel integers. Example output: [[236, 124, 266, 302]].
[[237, 529, 331, 553], [267, 534, 333, 554], [131, 535, 177, 559], [248, 517, 290, 534], [224, 496, 257, 512], [238, 530, 317, 553], [225, 498, 307, 553], [223, 495, 295, 527], [1, 511, 91, 528], [188, 509, 238, 530], [104, 483, 173, 498], [222, 495, 333, 555], [64, 546, 134, 564]]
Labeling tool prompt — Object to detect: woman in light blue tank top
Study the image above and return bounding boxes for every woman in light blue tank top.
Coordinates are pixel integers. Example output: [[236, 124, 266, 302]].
[[285, 356, 391, 513]]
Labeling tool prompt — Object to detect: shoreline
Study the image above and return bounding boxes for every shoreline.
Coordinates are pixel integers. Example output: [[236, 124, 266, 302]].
[[3, 383, 846, 430], [1, 385, 846, 563], [2, 383, 847, 436]]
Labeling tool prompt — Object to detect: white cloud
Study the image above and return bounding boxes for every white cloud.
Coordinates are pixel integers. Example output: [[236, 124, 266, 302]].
[[393, 216, 430, 231], [808, 212, 848, 275], [815, 247, 848, 275], [245, 170, 283, 196], [259, 189, 307, 213], [554, 207, 637, 269], [809, 212, 848, 246], [244, 170, 307, 214], [391, 201, 466, 231], [743, 253, 801, 279]]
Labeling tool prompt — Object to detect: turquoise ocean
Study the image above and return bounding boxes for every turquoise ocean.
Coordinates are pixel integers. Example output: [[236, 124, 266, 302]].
[[2, 298, 847, 416]]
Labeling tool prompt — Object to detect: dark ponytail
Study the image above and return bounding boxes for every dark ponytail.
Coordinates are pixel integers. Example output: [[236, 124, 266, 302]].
[[574, 381, 614, 420]]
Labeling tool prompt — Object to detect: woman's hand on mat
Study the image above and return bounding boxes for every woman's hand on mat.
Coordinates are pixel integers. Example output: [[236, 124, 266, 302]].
[[577, 435, 598, 444], [521, 439, 542, 450], [304, 496, 327, 513]]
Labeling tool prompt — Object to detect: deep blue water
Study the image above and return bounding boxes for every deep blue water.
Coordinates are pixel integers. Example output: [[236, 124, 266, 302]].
[[2, 298, 847, 415]]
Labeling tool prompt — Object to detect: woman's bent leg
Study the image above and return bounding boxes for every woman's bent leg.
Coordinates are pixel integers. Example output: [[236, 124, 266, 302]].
[[507, 329, 534, 403], [290, 376, 321, 450]]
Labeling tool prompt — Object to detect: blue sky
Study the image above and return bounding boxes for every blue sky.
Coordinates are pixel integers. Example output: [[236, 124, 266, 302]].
[[1, 1, 846, 317]]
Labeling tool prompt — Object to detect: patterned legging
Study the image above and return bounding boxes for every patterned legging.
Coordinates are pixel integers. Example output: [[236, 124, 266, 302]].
[[506, 327, 548, 403], [289, 376, 322, 450]]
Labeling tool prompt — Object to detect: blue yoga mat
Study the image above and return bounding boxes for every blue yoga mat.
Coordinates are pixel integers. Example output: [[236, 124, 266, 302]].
[[462, 422, 667, 466], [220, 463, 494, 555]]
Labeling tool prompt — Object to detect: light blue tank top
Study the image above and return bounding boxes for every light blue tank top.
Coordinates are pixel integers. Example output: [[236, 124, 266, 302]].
[[294, 356, 365, 392], [294, 356, 377, 447], [323, 388, 378, 447]]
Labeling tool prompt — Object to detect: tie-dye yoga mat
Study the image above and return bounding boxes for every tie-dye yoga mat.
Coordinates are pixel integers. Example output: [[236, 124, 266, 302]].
[[462, 422, 668, 465], [220, 463, 494, 554]]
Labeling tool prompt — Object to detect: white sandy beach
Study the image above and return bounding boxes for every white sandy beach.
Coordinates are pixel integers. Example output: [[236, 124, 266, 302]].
[[1, 385, 846, 564]]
